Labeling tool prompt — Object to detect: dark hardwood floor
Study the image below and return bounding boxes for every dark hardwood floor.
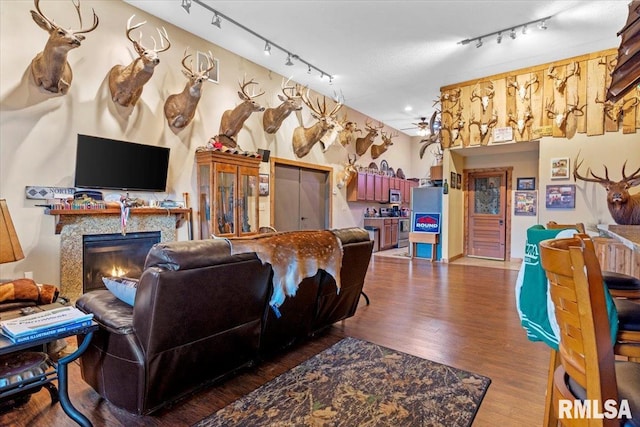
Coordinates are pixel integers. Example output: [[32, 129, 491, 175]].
[[0, 256, 549, 427]]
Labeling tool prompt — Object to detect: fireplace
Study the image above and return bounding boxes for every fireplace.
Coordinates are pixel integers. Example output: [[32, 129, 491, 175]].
[[82, 231, 161, 293]]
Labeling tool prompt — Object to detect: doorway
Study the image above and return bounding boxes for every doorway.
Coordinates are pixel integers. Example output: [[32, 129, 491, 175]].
[[465, 168, 512, 260], [272, 158, 332, 231]]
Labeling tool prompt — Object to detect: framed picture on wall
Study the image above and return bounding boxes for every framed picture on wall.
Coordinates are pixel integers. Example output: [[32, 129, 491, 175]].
[[550, 157, 570, 180], [197, 51, 219, 84], [517, 177, 536, 190], [450, 172, 457, 189], [514, 191, 537, 216], [545, 184, 576, 209], [259, 174, 269, 196], [456, 173, 461, 189]]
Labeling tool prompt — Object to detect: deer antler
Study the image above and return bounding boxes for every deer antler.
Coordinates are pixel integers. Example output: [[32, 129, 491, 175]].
[[239, 76, 265, 100], [34, 0, 99, 34], [574, 156, 612, 184]]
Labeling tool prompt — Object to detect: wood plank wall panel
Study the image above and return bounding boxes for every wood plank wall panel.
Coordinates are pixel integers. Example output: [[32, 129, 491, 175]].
[[438, 48, 639, 147], [604, 54, 619, 132]]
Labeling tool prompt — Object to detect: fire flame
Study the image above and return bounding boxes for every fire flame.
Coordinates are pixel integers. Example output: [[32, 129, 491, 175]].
[[110, 266, 127, 277]]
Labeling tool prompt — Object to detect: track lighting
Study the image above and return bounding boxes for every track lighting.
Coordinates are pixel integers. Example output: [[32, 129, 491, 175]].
[[458, 15, 551, 48], [211, 13, 221, 28], [183, 0, 333, 84]]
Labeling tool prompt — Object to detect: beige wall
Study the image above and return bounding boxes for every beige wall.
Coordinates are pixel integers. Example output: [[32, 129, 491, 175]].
[[0, 0, 413, 283]]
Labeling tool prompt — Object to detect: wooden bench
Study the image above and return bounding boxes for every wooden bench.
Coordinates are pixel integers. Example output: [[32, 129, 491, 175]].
[[409, 232, 438, 261]]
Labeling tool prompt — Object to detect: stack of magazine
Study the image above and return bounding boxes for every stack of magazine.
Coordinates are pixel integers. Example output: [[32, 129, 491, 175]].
[[1, 306, 93, 343]]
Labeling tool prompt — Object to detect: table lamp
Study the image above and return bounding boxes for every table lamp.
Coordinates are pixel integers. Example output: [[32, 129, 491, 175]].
[[0, 199, 25, 264]]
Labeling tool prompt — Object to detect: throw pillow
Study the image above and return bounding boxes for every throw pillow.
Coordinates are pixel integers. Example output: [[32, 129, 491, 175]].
[[102, 277, 138, 306], [0, 278, 59, 304]]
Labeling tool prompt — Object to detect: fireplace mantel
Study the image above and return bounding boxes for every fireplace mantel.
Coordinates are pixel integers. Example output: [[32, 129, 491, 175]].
[[48, 208, 190, 301], [47, 208, 190, 234]]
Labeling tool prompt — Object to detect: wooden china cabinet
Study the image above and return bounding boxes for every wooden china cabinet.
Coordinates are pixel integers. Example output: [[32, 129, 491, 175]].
[[196, 150, 261, 239]]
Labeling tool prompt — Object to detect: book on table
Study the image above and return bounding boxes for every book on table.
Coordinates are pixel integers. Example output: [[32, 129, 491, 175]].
[[1, 306, 94, 342]]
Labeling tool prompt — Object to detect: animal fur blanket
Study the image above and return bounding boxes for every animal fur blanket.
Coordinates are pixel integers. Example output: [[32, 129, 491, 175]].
[[0, 278, 59, 304], [226, 230, 343, 308]]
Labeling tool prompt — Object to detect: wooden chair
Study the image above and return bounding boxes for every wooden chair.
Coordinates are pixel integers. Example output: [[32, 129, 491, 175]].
[[546, 221, 640, 300], [540, 235, 640, 426]]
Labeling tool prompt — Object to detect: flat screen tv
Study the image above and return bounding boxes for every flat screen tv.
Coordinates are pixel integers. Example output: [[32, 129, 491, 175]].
[[74, 134, 170, 192]]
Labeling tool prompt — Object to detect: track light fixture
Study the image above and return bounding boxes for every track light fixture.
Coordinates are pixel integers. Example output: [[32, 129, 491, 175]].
[[184, 0, 334, 84], [211, 13, 221, 28], [458, 15, 551, 48]]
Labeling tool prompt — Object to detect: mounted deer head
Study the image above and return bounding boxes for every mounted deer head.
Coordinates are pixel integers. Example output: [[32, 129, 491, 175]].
[[507, 75, 539, 101], [441, 102, 464, 146], [545, 96, 585, 137], [164, 50, 215, 131], [370, 131, 398, 160], [29, 0, 99, 94], [109, 15, 171, 107], [507, 106, 533, 137], [292, 88, 343, 158], [338, 120, 361, 147], [595, 93, 639, 123], [574, 156, 640, 225], [547, 61, 580, 94], [336, 154, 358, 189], [319, 112, 348, 152], [469, 111, 498, 145], [355, 119, 384, 156], [262, 78, 303, 134], [470, 82, 494, 113], [218, 76, 265, 148]]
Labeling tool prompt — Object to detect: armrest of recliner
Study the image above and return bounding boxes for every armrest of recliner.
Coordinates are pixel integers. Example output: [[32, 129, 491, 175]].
[[76, 290, 134, 334]]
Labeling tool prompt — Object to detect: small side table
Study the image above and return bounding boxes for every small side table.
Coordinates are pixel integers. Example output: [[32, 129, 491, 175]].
[[409, 232, 439, 261], [0, 306, 98, 427]]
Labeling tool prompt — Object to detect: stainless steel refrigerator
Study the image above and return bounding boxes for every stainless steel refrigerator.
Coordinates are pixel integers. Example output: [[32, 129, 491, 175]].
[[410, 186, 443, 259]]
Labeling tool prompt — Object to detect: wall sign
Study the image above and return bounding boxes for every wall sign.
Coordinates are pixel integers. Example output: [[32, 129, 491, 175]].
[[412, 212, 441, 234]]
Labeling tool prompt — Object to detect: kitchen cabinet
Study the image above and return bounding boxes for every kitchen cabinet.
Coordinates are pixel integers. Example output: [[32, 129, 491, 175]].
[[196, 150, 261, 238], [364, 217, 398, 250], [347, 173, 408, 204]]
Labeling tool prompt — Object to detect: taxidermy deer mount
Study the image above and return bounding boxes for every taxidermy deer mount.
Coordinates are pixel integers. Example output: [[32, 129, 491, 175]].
[[574, 156, 640, 225], [292, 88, 343, 158], [29, 0, 99, 95], [336, 154, 358, 189], [262, 78, 303, 134], [355, 119, 384, 156], [164, 50, 215, 131], [109, 15, 171, 107], [217, 77, 265, 149]]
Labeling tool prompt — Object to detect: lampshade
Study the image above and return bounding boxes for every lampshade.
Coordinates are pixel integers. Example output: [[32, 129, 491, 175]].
[[0, 199, 25, 264]]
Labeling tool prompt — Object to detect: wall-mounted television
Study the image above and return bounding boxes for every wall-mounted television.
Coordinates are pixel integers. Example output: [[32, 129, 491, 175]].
[[74, 134, 170, 192]]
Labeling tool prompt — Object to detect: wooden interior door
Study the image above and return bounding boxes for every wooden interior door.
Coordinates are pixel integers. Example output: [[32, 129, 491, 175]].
[[467, 171, 507, 260], [274, 163, 329, 231]]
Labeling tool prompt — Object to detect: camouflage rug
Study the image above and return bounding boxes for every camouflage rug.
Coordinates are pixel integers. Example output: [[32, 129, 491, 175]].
[[193, 337, 490, 427]]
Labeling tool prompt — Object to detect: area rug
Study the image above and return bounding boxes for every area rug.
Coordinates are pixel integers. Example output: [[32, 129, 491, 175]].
[[193, 337, 491, 427]]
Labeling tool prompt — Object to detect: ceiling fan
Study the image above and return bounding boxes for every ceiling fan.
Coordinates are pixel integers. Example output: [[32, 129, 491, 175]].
[[401, 111, 442, 159], [401, 116, 431, 136]]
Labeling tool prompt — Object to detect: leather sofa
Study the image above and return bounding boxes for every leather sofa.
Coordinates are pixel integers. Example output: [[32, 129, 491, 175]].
[[75, 227, 373, 415]]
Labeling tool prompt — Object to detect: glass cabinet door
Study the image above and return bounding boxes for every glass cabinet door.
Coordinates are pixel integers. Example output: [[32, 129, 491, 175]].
[[238, 166, 258, 235], [215, 163, 237, 236], [198, 164, 211, 239]]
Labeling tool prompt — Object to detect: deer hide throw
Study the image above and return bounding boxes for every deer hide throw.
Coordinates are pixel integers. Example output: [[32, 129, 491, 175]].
[[226, 230, 343, 308]]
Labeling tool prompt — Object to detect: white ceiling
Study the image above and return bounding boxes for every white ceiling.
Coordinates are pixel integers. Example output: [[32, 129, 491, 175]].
[[124, 0, 629, 137]]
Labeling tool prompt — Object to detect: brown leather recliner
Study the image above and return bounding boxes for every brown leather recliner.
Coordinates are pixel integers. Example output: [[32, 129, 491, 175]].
[[75, 239, 272, 415]]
